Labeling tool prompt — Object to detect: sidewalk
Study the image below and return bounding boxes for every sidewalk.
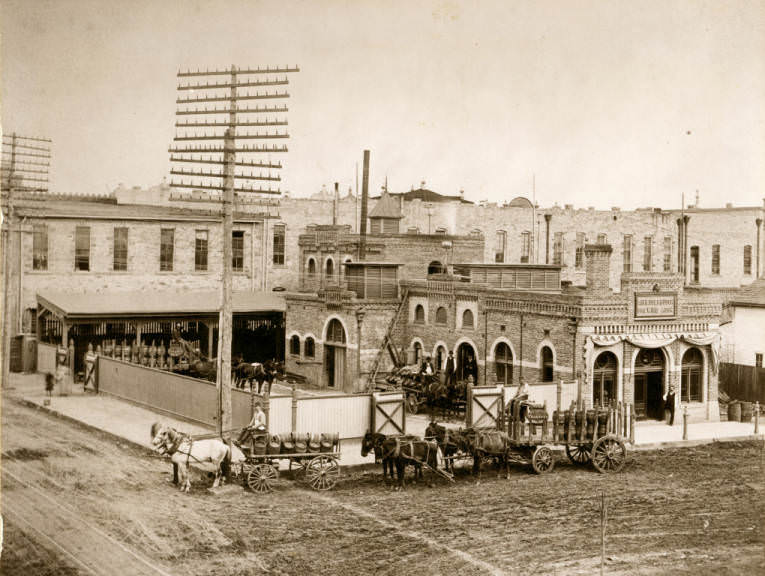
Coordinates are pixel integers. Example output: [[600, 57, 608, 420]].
[[3, 372, 762, 465]]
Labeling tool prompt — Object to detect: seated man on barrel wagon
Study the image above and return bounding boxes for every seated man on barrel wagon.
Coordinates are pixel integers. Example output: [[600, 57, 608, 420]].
[[236, 402, 268, 455], [508, 378, 531, 421]]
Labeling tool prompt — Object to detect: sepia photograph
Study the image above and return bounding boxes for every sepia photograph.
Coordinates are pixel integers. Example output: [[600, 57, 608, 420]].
[[1, 1, 763, 574]]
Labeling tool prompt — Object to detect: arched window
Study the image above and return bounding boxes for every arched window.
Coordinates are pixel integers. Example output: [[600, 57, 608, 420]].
[[326, 319, 346, 344], [541, 346, 554, 382], [435, 307, 447, 325], [462, 309, 474, 329], [593, 351, 617, 407], [494, 342, 513, 385], [414, 304, 425, 323], [681, 348, 703, 402], [428, 261, 444, 275], [413, 341, 423, 364], [307, 258, 316, 275], [305, 337, 315, 358], [290, 335, 301, 356], [326, 258, 334, 279], [435, 345, 446, 371]]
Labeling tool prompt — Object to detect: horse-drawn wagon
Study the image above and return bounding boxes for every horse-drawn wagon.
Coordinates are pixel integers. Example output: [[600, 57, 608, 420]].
[[237, 430, 342, 494], [382, 365, 466, 417]]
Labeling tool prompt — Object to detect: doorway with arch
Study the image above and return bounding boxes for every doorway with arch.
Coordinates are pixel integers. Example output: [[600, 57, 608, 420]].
[[633, 348, 665, 419], [324, 318, 346, 389]]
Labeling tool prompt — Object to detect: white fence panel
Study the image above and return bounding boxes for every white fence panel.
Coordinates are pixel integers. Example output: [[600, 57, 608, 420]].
[[504, 381, 579, 413], [37, 342, 57, 374], [296, 394, 371, 439], [268, 396, 294, 436]]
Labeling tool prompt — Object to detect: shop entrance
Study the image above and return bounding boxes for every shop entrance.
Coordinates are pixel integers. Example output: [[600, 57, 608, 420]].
[[456, 342, 478, 383], [633, 348, 665, 419]]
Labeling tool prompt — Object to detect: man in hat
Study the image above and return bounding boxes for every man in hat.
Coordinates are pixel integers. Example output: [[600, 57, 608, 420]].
[[237, 402, 267, 448], [663, 386, 676, 426], [444, 350, 456, 389]]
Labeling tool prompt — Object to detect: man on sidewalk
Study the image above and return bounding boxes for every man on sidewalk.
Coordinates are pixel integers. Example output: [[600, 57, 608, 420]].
[[664, 387, 676, 426]]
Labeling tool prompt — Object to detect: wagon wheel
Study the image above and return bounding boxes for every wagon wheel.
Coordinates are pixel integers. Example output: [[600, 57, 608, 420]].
[[292, 458, 309, 482], [591, 436, 626, 474], [531, 446, 555, 474], [566, 444, 592, 465], [406, 394, 419, 415], [305, 455, 339, 491], [247, 463, 279, 493]]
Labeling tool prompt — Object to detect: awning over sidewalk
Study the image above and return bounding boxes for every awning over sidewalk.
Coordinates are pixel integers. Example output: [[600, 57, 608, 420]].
[[37, 289, 286, 321]]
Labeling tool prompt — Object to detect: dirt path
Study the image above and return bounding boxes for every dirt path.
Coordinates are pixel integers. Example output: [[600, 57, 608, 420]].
[[2, 397, 763, 575]]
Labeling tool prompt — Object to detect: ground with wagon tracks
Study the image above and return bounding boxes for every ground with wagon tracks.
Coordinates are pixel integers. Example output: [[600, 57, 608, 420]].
[[1, 397, 763, 575]]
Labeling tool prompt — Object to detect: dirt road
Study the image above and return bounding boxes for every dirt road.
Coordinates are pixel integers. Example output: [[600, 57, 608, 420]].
[[2, 397, 763, 575]]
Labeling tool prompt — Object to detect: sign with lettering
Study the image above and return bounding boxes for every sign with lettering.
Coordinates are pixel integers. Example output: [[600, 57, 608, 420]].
[[634, 293, 677, 319]]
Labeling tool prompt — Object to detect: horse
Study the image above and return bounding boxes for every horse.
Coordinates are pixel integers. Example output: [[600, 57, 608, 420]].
[[425, 422, 471, 474], [150, 423, 243, 492], [361, 432, 441, 488], [463, 428, 512, 480], [233, 359, 279, 393]]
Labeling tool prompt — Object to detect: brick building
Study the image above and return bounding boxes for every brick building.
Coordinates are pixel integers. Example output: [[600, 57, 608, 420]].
[[285, 243, 723, 422]]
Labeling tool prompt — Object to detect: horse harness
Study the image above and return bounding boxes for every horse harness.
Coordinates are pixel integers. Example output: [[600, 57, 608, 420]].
[[382, 437, 437, 467]]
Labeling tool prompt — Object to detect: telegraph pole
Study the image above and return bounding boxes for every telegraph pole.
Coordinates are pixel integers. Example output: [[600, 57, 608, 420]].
[[1, 133, 51, 388], [168, 65, 298, 438]]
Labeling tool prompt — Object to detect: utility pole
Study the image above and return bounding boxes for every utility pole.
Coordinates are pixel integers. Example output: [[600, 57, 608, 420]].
[[168, 65, 298, 438], [1, 133, 51, 388]]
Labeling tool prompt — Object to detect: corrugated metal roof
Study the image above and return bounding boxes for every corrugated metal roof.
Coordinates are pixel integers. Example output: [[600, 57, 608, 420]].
[[37, 290, 285, 319]]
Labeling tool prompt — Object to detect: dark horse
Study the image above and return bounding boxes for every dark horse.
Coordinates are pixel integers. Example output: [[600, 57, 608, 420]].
[[233, 359, 280, 392], [425, 422, 472, 474], [361, 432, 440, 488]]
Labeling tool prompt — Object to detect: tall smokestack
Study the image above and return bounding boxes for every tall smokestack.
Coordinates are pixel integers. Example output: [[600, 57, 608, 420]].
[[359, 150, 370, 260], [333, 182, 339, 225]]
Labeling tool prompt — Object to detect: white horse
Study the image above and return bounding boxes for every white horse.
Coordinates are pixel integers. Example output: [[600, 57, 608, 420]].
[[150, 423, 244, 492]]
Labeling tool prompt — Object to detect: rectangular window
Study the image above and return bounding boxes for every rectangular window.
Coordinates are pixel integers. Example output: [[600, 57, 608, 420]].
[[643, 236, 653, 272], [494, 230, 506, 263], [756, 353, 763, 368], [575, 232, 585, 268], [743, 245, 752, 275], [712, 244, 720, 275], [273, 224, 285, 265], [623, 235, 632, 273], [160, 228, 174, 272], [32, 224, 48, 270], [113, 227, 128, 271], [663, 236, 672, 272], [552, 232, 564, 266], [520, 231, 530, 263], [75, 226, 90, 271], [690, 245, 699, 283], [232, 230, 244, 272], [195, 230, 208, 271], [597, 233, 607, 244]]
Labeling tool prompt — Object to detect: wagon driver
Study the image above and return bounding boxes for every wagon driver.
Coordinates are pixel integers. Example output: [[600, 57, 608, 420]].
[[237, 402, 267, 447]]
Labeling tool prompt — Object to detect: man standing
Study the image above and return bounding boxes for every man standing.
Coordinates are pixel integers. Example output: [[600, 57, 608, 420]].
[[664, 387, 676, 425], [444, 350, 456, 388]]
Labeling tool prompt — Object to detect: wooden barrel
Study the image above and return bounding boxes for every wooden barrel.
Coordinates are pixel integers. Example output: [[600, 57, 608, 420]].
[[319, 433, 333, 453], [597, 410, 609, 436], [740, 402, 753, 423], [280, 433, 295, 454], [727, 401, 741, 422], [308, 434, 321, 453], [252, 434, 268, 456], [267, 434, 281, 454], [585, 410, 597, 437], [294, 433, 308, 453]]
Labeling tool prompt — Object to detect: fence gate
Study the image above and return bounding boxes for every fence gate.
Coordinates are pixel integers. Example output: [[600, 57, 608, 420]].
[[467, 385, 504, 428], [372, 392, 406, 436]]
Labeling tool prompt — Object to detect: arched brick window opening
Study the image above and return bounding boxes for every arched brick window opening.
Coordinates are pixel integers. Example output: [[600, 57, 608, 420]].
[[413, 341, 423, 364], [495, 342, 513, 385], [462, 309, 474, 329], [435, 307, 447, 325], [326, 258, 334, 279], [414, 304, 425, 323], [435, 345, 446, 371], [307, 258, 316, 275], [541, 346, 554, 382], [305, 337, 315, 358], [290, 335, 301, 356], [326, 319, 346, 344], [428, 261, 445, 275], [681, 348, 703, 403]]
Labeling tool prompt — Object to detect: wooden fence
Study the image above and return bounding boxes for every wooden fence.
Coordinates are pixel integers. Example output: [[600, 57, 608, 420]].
[[719, 362, 765, 404], [97, 356, 375, 439]]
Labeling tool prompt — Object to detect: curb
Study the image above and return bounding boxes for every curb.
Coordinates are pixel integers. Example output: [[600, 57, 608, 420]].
[[8, 395, 157, 457], [632, 434, 764, 451]]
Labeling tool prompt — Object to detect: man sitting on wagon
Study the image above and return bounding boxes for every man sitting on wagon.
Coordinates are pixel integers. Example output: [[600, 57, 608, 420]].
[[508, 378, 531, 421], [236, 402, 267, 451]]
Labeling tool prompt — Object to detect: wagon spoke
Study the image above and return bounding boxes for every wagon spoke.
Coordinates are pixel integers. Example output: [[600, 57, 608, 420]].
[[591, 436, 626, 474]]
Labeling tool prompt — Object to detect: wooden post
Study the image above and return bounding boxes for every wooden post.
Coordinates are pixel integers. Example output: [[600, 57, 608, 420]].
[[629, 403, 635, 444], [600, 491, 607, 576], [291, 381, 298, 433], [683, 405, 689, 440], [557, 379, 563, 413], [755, 401, 760, 435]]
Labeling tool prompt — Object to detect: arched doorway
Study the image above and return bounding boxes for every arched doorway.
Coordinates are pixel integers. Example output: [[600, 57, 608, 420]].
[[634, 348, 665, 419], [681, 348, 703, 403], [413, 341, 423, 365], [428, 260, 445, 275], [593, 351, 617, 407], [434, 345, 446, 372], [456, 342, 478, 383], [324, 319, 346, 389]]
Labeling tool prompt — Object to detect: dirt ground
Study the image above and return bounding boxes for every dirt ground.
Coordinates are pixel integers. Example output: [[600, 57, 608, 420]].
[[1, 397, 763, 576]]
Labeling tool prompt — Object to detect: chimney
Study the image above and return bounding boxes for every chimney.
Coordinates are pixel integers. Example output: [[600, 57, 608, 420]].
[[359, 150, 370, 260], [333, 182, 339, 225], [584, 244, 613, 294]]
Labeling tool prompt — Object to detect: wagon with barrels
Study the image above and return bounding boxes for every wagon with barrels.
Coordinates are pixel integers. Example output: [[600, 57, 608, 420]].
[[382, 365, 467, 417], [236, 430, 341, 493]]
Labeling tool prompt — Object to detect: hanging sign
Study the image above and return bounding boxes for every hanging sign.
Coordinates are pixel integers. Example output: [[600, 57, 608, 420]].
[[634, 292, 677, 319]]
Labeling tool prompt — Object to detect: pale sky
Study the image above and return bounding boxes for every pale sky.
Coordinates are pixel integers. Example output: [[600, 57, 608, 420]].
[[2, 0, 764, 209]]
